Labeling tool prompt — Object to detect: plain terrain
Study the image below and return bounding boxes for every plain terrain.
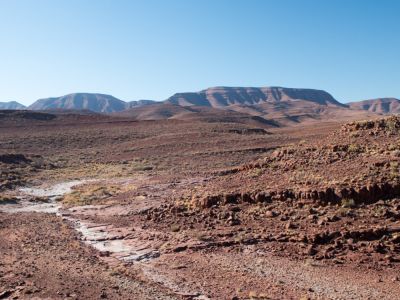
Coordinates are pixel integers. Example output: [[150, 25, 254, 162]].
[[1, 112, 400, 299]]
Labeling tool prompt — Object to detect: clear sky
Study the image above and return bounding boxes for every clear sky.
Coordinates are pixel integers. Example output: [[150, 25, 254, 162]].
[[0, 0, 399, 105]]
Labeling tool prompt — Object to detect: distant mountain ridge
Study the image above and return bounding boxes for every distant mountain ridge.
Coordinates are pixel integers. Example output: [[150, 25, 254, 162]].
[[28, 93, 129, 113], [4, 88, 399, 126], [27, 93, 157, 113], [347, 98, 400, 114], [0, 101, 26, 110]]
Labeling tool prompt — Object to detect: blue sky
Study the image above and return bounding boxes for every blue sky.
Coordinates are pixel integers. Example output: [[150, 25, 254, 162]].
[[0, 0, 399, 105]]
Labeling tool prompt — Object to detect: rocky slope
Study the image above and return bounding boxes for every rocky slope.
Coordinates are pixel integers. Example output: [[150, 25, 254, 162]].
[[348, 98, 400, 114], [191, 115, 400, 206], [0, 101, 26, 110], [115, 103, 278, 127]]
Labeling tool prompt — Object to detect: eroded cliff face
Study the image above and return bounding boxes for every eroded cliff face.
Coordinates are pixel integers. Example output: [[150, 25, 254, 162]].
[[166, 86, 344, 107]]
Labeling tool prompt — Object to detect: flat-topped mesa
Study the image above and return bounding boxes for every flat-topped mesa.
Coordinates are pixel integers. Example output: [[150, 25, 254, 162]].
[[166, 86, 345, 108]]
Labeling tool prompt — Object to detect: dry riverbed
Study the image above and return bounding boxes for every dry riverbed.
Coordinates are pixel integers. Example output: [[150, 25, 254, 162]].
[[2, 179, 400, 300]]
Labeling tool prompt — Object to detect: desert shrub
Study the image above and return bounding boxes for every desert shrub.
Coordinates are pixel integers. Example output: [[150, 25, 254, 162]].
[[298, 139, 306, 146], [390, 161, 399, 179], [31, 157, 46, 169], [250, 168, 264, 178], [332, 144, 349, 152], [341, 198, 356, 208], [385, 118, 399, 132], [234, 231, 246, 243], [130, 160, 154, 171], [349, 132, 360, 138], [170, 224, 180, 232], [347, 144, 363, 153], [194, 232, 210, 241], [391, 150, 400, 158]]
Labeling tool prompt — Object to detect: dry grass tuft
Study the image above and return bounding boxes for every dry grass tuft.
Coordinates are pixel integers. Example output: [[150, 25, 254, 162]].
[[62, 183, 135, 206]]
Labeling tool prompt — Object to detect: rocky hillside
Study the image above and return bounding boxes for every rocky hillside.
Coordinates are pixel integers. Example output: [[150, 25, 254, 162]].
[[28, 93, 128, 113], [28, 94, 157, 113], [0, 101, 26, 110], [116, 103, 278, 127], [166, 86, 345, 108], [348, 98, 400, 114]]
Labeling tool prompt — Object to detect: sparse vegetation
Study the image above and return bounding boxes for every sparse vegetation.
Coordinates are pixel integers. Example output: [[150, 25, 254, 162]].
[[170, 224, 180, 232], [250, 167, 264, 178], [61, 183, 134, 206], [347, 143, 363, 153], [341, 198, 356, 208]]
